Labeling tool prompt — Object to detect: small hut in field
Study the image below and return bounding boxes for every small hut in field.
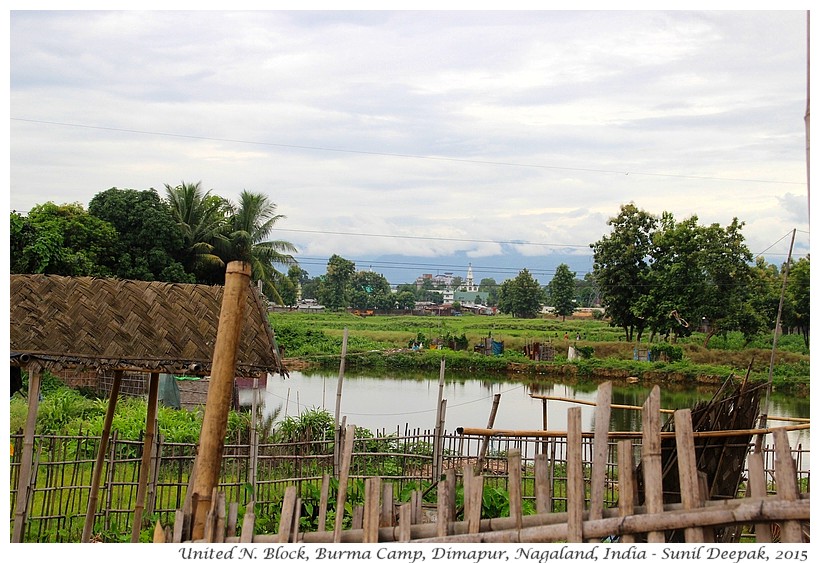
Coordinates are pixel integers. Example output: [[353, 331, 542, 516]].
[[9, 273, 287, 543]]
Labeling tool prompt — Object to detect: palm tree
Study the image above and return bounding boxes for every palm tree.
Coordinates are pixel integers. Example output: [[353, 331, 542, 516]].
[[164, 181, 228, 281], [216, 190, 298, 304]]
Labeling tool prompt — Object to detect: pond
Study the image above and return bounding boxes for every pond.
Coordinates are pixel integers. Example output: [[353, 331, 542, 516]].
[[238, 368, 810, 453]]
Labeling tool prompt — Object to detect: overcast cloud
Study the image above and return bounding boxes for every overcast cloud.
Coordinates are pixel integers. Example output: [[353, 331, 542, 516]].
[[9, 9, 811, 283]]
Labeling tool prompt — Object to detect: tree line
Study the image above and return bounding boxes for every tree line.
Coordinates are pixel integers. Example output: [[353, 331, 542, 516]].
[[11, 188, 808, 347]]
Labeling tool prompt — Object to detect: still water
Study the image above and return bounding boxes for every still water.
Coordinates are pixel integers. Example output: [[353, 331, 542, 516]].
[[238, 369, 810, 451]]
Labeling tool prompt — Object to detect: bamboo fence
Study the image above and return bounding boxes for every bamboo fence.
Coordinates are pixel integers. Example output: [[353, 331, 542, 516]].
[[157, 383, 809, 544]]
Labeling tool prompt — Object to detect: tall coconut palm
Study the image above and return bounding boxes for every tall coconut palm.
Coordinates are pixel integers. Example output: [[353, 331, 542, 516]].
[[216, 190, 298, 304], [165, 181, 229, 281]]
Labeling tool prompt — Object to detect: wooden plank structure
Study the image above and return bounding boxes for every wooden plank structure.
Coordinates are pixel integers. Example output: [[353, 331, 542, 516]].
[[157, 382, 809, 544], [9, 272, 286, 543]]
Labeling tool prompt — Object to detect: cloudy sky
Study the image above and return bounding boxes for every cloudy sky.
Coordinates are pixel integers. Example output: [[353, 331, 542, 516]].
[[9, 9, 811, 284]]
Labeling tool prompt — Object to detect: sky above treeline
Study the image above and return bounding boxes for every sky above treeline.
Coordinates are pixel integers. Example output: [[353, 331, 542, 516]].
[[8, 7, 811, 285]]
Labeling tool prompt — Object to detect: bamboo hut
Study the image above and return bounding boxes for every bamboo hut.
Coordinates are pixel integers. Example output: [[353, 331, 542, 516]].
[[9, 273, 287, 543]]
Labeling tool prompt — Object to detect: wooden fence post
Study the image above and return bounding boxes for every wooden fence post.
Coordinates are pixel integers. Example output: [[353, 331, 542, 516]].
[[566, 407, 584, 543], [642, 386, 665, 543], [674, 409, 705, 542]]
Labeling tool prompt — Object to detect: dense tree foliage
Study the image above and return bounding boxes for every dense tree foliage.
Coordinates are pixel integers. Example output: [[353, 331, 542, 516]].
[[784, 255, 810, 347], [89, 187, 193, 282], [591, 204, 759, 345], [318, 254, 356, 311], [497, 268, 544, 318], [547, 263, 576, 320], [349, 270, 394, 310], [590, 203, 656, 341], [479, 277, 499, 306], [10, 203, 119, 277]]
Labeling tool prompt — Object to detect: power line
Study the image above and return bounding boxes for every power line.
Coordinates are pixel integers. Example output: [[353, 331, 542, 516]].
[[11, 117, 805, 186]]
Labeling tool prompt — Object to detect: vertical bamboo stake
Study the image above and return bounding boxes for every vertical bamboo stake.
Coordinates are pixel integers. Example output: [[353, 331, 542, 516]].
[[362, 477, 381, 543], [617, 440, 636, 543], [334, 328, 349, 476], [82, 369, 122, 543], [436, 478, 452, 537], [534, 453, 551, 514], [432, 359, 446, 481], [250, 377, 259, 497], [467, 475, 483, 534], [747, 452, 773, 542], [333, 424, 356, 543], [131, 371, 160, 542], [477, 394, 501, 473], [674, 409, 705, 542], [508, 448, 523, 529], [435, 399, 447, 480], [642, 386, 665, 543], [380, 482, 394, 528], [278, 486, 298, 543], [773, 428, 804, 542], [566, 407, 584, 543], [12, 364, 41, 543], [588, 380, 612, 542], [240, 502, 255, 543], [318, 473, 331, 532], [192, 261, 251, 540], [398, 503, 412, 541]]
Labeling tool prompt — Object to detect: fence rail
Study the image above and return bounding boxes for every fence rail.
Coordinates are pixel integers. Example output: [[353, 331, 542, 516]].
[[9, 421, 810, 543]]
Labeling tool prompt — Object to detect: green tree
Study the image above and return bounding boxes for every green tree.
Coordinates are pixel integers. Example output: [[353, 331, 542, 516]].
[[164, 181, 228, 283], [395, 290, 417, 311], [591, 203, 657, 341], [318, 254, 356, 310], [547, 263, 576, 320], [784, 255, 810, 347], [479, 277, 499, 306], [349, 270, 392, 310], [214, 190, 298, 304], [498, 268, 544, 318], [279, 266, 310, 307], [89, 187, 193, 282], [10, 203, 119, 277]]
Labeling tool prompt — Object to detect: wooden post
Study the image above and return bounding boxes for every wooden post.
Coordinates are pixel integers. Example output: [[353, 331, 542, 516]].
[[588, 380, 612, 540], [617, 440, 636, 543], [132, 371, 160, 542], [318, 473, 331, 532], [566, 407, 584, 543], [333, 424, 356, 543], [250, 377, 259, 498], [642, 386, 665, 543], [12, 363, 42, 543], [432, 359, 446, 481], [674, 409, 706, 542], [534, 453, 551, 514], [747, 452, 773, 542], [82, 370, 122, 542], [477, 393, 501, 473], [334, 327, 349, 476], [508, 448, 523, 529], [773, 428, 804, 542], [362, 477, 381, 543], [191, 260, 252, 540]]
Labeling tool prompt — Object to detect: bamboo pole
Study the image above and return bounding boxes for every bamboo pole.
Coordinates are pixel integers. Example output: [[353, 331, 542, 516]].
[[12, 363, 41, 543], [432, 359, 446, 481], [617, 440, 635, 543], [334, 327, 349, 476], [674, 409, 705, 542], [456, 423, 809, 439], [191, 260, 252, 540], [409, 497, 810, 544], [530, 393, 674, 414], [507, 449, 523, 529], [747, 452, 773, 542], [477, 394, 501, 473], [333, 424, 356, 543], [132, 371, 160, 542], [278, 486, 298, 543], [534, 454, 551, 514], [275, 493, 807, 544], [642, 386, 664, 543], [82, 369, 122, 542], [566, 407, 584, 543], [588, 381, 612, 538], [773, 428, 804, 542]]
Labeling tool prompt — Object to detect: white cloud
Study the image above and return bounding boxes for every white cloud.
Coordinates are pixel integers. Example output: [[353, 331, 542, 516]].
[[9, 10, 810, 282]]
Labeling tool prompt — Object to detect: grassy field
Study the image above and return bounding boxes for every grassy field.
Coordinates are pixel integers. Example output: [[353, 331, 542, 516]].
[[269, 311, 810, 394]]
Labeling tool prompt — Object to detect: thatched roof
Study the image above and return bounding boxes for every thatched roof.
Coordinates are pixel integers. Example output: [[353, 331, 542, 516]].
[[10, 274, 286, 378]]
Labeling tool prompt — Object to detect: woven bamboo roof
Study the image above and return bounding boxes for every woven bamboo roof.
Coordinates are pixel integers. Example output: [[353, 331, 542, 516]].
[[9, 274, 286, 378]]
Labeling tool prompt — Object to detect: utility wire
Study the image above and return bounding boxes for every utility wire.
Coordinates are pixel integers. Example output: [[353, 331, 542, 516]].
[[11, 117, 805, 186]]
